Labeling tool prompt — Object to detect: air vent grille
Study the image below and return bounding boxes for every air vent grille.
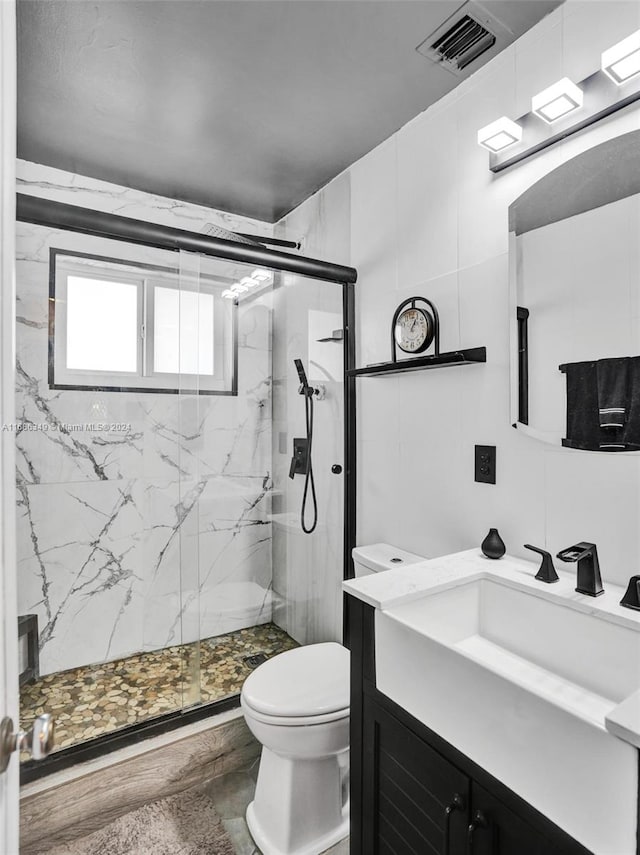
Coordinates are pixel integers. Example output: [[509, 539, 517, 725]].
[[416, 1, 510, 77], [431, 15, 495, 70]]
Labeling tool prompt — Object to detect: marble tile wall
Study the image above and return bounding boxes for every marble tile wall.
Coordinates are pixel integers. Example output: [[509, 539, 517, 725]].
[[270, 174, 350, 646], [15, 162, 275, 675], [278, 1, 640, 590]]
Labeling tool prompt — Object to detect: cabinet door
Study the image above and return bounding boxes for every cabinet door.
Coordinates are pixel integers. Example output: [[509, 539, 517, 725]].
[[469, 783, 566, 855], [363, 699, 470, 855]]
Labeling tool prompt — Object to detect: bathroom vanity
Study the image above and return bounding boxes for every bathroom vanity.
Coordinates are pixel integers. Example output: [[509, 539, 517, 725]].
[[345, 551, 640, 855]]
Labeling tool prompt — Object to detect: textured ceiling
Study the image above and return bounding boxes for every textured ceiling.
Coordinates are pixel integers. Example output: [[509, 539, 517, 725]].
[[17, 0, 562, 222]]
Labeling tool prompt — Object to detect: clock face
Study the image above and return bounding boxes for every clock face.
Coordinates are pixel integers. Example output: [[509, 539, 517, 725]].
[[394, 307, 433, 354]]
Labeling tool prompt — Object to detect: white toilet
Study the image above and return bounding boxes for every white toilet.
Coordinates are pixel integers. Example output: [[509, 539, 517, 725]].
[[241, 543, 426, 855]]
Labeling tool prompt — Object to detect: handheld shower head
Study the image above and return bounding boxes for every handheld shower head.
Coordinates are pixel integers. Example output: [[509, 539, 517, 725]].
[[294, 358, 309, 390]]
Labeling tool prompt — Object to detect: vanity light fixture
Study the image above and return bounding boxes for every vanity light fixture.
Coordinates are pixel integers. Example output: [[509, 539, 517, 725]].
[[602, 29, 640, 84], [531, 77, 583, 123], [482, 32, 640, 172], [477, 116, 523, 152]]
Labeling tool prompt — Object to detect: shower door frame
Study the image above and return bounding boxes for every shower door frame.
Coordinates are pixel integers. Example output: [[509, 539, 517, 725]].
[[16, 193, 358, 783]]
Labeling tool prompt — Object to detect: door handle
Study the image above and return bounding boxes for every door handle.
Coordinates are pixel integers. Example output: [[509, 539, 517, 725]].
[[0, 714, 55, 772], [467, 809, 489, 853], [443, 792, 465, 854]]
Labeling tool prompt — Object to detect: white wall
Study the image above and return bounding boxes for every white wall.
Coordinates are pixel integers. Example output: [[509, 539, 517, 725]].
[[279, 0, 640, 588]]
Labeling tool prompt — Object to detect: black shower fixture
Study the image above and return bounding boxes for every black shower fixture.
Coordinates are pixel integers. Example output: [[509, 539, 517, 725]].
[[290, 358, 322, 534]]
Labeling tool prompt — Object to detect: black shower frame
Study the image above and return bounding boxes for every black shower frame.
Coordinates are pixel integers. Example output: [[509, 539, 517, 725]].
[[16, 193, 358, 783]]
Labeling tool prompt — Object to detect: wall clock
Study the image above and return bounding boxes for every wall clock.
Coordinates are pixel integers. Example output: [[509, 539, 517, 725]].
[[391, 297, 440, 361]]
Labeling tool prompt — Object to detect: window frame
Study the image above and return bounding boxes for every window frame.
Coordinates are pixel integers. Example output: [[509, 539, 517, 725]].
[[49, 248, 238, 396]]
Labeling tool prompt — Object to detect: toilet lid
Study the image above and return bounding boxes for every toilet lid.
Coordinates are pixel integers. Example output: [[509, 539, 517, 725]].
[[241, 642, 350, 717]]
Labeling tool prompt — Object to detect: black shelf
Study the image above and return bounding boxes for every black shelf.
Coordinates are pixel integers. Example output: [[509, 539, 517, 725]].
[[347, 347, 486, 377]]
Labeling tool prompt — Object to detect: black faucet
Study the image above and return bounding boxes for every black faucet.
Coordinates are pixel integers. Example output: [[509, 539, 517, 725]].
[[556, 542, 604, 597], [620, 575, 640, 610], [524, 544, 559, 583]]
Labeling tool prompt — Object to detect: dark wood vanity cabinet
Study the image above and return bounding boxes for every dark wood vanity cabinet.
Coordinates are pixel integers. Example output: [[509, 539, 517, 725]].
[[362, 696, 574, 855], [363, 697, 469, 854], [348, 596, 593, 855]]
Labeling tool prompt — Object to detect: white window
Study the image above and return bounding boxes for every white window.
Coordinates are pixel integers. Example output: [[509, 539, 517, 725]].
[[51, 251, 236, 394]]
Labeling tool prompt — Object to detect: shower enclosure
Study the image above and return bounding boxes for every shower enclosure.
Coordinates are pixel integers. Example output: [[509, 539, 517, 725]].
[[14, 195, 356, 778]]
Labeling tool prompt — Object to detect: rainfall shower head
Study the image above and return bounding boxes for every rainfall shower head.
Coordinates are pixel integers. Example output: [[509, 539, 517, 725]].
[[201, 223, 261, 245]]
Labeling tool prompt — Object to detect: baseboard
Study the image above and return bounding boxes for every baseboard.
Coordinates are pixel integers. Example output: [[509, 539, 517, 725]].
[[20, 708, 259, 853]]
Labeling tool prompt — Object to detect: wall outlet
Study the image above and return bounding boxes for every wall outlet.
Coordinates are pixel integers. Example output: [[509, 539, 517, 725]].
[[475, 445, 496, 484]]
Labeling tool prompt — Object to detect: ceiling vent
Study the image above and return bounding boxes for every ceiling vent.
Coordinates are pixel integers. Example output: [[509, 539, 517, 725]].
[[416, 1, 512, 76]]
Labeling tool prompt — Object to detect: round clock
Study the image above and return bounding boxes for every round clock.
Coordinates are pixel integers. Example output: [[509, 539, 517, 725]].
[[394, 306, 434, 354]]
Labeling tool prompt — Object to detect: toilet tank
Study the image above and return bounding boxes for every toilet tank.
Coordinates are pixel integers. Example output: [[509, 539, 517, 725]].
[[352, 543, 427, 578]]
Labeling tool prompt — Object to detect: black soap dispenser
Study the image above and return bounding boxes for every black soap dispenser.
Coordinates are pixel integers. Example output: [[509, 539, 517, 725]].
[[481, 528, 506, 560]]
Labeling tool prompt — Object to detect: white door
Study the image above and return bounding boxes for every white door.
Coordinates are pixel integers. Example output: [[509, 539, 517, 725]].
[[0, 6, 56, 848], [0, 1, 19, 853]]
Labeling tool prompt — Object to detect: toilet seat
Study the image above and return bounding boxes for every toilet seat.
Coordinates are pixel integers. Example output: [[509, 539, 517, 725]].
[[241, 641, 350, 719], [241, 695, 349, 727]]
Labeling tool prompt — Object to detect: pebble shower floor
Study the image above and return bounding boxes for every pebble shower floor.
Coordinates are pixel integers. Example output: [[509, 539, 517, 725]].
[[20, 623, 297, 753]]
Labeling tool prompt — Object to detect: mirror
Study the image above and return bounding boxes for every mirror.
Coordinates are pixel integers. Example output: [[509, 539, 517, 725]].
[[509, 130, 640, 451]]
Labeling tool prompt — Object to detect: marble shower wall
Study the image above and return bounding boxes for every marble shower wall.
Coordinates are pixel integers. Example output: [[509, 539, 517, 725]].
[[16, 162, 274, 676], [270, 173, 350, 646]]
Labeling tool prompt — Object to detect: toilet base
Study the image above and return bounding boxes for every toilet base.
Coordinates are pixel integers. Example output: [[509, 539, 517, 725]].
[[245, 746, 349, 855], [247, 801, 349, 855]]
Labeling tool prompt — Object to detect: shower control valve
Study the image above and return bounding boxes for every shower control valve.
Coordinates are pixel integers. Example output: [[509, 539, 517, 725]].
[[297, 383, 325, 400]]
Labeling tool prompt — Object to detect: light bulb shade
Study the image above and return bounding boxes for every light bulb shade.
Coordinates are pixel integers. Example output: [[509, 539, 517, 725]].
[[241, 276, 259, 288], [231, 283, 248, 294], [477, 116, 523, 152], [221, 289, 236, 299], [602, 29, 640, 84], [532, 77, 583, 123]]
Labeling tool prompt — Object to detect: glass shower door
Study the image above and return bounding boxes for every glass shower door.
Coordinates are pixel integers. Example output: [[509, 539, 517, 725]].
[[270, 270, 345, 648], [15, 231, 203, 758], [189, 255, 345, 709], [186, 252, 284, 704]]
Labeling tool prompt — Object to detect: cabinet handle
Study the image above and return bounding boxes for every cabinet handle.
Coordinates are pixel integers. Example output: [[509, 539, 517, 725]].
[[467, 809, 489, 853], [443, 793, 465, 855]]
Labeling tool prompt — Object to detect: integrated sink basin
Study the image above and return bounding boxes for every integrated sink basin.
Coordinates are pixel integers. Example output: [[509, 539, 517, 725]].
[[372, 563, 640, 855], [386, 576, 640, 726]]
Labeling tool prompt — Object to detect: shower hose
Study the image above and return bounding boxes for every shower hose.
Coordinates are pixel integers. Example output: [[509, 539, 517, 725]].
[[301, 388, 318, 534]]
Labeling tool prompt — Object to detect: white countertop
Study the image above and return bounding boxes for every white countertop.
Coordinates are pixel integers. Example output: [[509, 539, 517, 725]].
[[343, 548, 640, 632]]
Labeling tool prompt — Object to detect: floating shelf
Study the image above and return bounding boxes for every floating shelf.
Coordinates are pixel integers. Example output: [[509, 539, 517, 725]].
[[347, 347, 486, 377]]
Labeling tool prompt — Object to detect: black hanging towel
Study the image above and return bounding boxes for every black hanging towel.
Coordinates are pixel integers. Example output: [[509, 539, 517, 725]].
[[561, 360, 601, 451], [597, 357, 630, 429], [560, 356, 640, 451]]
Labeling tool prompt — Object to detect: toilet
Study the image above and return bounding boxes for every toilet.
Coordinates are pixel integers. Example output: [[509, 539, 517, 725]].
[[241, 543, 426, 855]]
